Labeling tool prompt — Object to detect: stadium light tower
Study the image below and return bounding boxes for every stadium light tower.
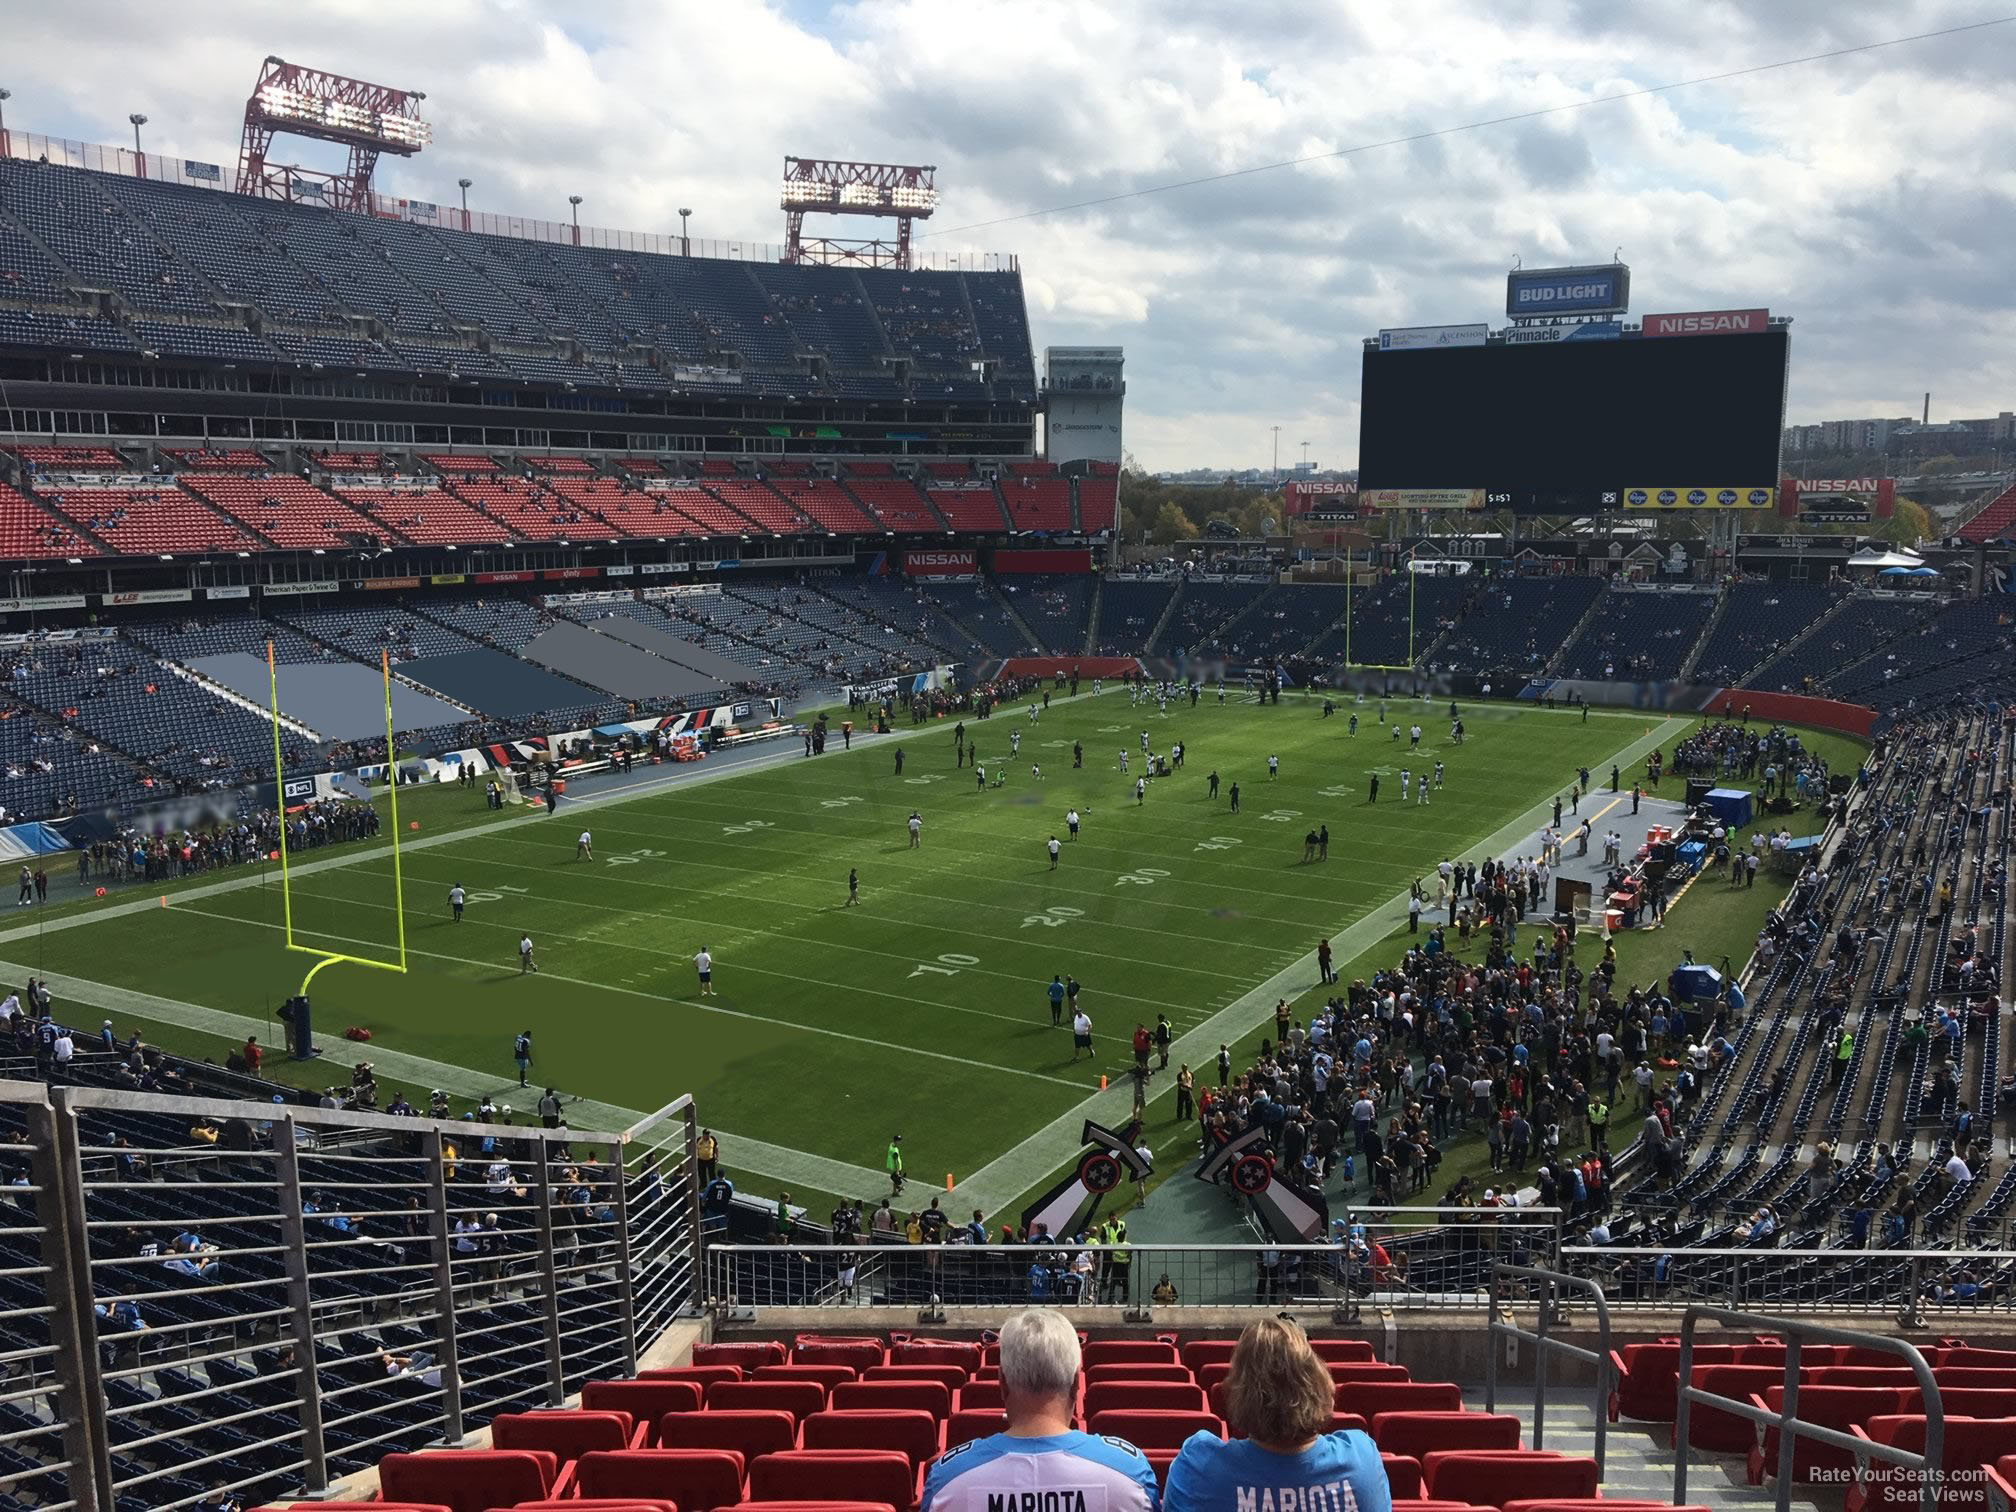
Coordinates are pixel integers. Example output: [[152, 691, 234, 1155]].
[[781, 156, 937, 269], [568, 193, 583, 245], [236, 56, 430, 214], [457, 176, 471, 230], [678, 206, 691, 257]]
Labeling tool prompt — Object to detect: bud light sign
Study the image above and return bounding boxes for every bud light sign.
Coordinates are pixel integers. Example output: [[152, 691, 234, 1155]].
[[1505, 263, 1630, 320]]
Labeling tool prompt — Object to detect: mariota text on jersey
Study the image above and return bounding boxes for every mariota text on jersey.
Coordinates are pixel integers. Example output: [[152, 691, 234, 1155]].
[[986, 1494, 1094, 1512], [1236, 1484, 1362, 1512]]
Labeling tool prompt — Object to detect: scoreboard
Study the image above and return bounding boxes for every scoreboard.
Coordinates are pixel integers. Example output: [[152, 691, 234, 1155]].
[[1358, 325, 1789, 513]]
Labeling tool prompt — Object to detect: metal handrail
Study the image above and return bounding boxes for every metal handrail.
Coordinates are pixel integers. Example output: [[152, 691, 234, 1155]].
[[1673, 1304, 1942, 1512], [1484, 1262, 1613, 1473]]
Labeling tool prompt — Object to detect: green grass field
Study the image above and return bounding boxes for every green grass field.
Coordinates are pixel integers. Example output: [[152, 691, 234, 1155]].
[[0, 690, 1777, 1221]]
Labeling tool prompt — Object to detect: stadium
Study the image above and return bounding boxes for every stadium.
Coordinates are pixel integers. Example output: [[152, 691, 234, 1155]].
[[0, 20, 2014, 1512]]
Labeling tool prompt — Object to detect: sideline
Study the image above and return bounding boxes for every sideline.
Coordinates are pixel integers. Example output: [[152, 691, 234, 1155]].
[[2, 963, 890, 1196]]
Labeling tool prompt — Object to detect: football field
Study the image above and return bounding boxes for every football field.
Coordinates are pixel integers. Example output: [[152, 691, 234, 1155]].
[[3, 689, 1688, 1217]]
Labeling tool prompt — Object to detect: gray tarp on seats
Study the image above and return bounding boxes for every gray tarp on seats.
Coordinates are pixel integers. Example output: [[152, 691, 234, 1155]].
[[396, 648, 601, 719], [519, 620, 723, 701], [192, 654, 467, 739], [583, 617, 753, 683]]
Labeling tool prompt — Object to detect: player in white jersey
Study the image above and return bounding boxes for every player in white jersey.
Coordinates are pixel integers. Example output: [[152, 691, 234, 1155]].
[[907, 811, 923, 848], [1140, 730, 1150, 752], [576, 830, 593, 860], [1010, 730, 1021, 756], [1400, 769, 1411, 800], [1118, 749, 1128, 773], [921, 1310, 1156, 1512], [1135, 776, 1147, 804], [1434, 760, 1445, 788]]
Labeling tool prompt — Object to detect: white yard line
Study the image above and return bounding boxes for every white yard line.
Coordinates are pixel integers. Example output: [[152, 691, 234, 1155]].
[[0, 963, 887, 1196], [943, 715, 1693, 1211]]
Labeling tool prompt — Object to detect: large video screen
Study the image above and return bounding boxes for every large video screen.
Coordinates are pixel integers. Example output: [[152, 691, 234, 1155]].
[[1358, 328, 1788, 512]]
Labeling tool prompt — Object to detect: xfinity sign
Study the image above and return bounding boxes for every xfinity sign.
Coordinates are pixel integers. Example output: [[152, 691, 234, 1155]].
[[1504, 263, 1630, 320]]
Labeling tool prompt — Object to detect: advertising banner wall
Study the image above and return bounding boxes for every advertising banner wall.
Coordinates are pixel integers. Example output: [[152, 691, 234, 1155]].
[[1505, 264, 1630, 319], [902, 548, 980, 577], [1624, 486, 1776, 509], [1364, 487, 1486, 510], [1641, 308, 1770, 337], [1377, 324, 1488, 351], [992, 547, 1093, 574]]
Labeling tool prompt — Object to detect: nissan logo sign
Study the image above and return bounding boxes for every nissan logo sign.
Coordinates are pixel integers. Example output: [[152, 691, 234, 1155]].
[[1716, 489, 1738, 506], [1626, 489, 1648, 507], [1657, 490, 1678, 506]]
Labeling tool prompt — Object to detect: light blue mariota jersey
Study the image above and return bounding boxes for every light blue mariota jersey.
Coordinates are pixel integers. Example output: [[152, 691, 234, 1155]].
[[1161, 1429, 1392, 1512], [923, 1430, 1160, 1512]]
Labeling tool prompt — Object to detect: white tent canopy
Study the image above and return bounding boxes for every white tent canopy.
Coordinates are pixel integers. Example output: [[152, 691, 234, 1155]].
[[1846, 547, 1925, 570]]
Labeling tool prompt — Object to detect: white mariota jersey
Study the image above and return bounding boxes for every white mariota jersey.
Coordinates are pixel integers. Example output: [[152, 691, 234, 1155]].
[[922, 1432, 1157, 1512]]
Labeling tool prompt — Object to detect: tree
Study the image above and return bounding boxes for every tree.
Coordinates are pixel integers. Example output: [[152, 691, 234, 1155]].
[[1872, 496, 1934, 547], [1149, 502, 1199, 545]]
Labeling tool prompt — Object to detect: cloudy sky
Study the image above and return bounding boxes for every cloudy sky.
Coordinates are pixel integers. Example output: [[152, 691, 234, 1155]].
[[7, 1, 2013, 469]]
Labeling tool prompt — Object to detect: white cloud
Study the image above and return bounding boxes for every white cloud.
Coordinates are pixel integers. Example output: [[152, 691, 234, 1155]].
[[5, 0, 2012, 469]]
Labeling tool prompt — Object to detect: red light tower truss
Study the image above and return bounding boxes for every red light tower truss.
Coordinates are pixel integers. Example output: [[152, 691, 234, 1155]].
[[236, 56, 430, 213], [781, 157, 938, 269]]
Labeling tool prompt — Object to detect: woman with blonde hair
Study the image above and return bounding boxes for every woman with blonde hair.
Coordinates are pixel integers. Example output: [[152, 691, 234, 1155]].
[[1163, 1317, 1390, 1512]]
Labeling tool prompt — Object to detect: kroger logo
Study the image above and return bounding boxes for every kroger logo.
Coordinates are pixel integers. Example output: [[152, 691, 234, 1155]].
[[1686, 490, 1708, 506], [1626, 490, 1648, 507], [1716, 489, 1738, 506], [1657, 490, 1678, 506], [1748, 489, 1773, 507]]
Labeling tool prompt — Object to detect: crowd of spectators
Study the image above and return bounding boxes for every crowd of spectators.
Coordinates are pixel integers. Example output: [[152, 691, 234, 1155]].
[[73, 800, 381, 886]]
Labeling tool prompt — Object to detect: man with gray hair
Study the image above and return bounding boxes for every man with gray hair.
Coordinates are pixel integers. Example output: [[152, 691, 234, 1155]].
[[922, 1308, 1158, 1512]]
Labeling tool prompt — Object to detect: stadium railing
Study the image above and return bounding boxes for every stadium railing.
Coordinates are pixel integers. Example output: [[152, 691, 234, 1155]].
[[1561, 1244, 2016, 1321], [704, 1206, 1569, 1318], [12, 1078, 700, 1512]]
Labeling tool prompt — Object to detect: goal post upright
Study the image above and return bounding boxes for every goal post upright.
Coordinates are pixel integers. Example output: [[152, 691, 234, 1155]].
[[266, 640, 409, 998]]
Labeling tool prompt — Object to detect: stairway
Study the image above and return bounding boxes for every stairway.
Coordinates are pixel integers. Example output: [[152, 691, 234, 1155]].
[[982, 574, 1045, 654], [1540, 581, 1615, 678], [1143, 579, 1186, 656], [1676, 581, 1732, 682], [1080, 572, 1104, 655]]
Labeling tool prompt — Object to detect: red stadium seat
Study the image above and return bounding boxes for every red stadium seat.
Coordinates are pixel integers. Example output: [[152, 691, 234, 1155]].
[[1393, 1503, 1491, 1512], [954, 1381, 1003, 1413], [1606, 1341, 1749, 1423], [574, 1449, 747, 1512], [492, 1409, 642, 1463], [1423, 1451, 1597, 1509], [1745, 1387, 1906, 1483], [943, 1407, 1009, 1452], [1086, 1409, 1224, 1449], [793, 1339, 887, 1371], [1082, 1381, 1207, 1419], [1145, 1449, 1178, 1490], [380, 1449, 558, 1512], [1371, 1412, 1520, 1457], [1847, 1417, 2016, 1512], [1083, 1363, 1196, 1386], [659, 1410, 799, 1464], [830, 1381, 953, 1420], [1931, 1369, 2016, 1390], [864, 1366, 968, 1391], [648, 1366, 747, 1392], [749, 1450, 917, 1512], [887, 1339, 982, 1373], [504, 1503, 677, 1512], [1504, 1503, 1711, 1512], [1182, 1340, 1238, 1373], [801, 1409, 941, 1468], [697, 1342, 790, 1370], [758, 1365, 859, 1393], [1080, 1340, 1179, 1368], [1227, 1412, 1367, 1442], [1334, 1382, 1462, 1418], [1309, 1340, 1379, 1363], [1382, 1455, 1424, 1498], [1983, 1455, 2016, 1512], [727, 1503, 896, 1512], [264, 1505, 450, 1512], [1939, 1348, 2016, 1369], [1810, 1368, 1918, 1389], [1684, 1365, 1786, 1451], [709, 1380, 830, 1423], [584, 1381, 704, 1439]]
